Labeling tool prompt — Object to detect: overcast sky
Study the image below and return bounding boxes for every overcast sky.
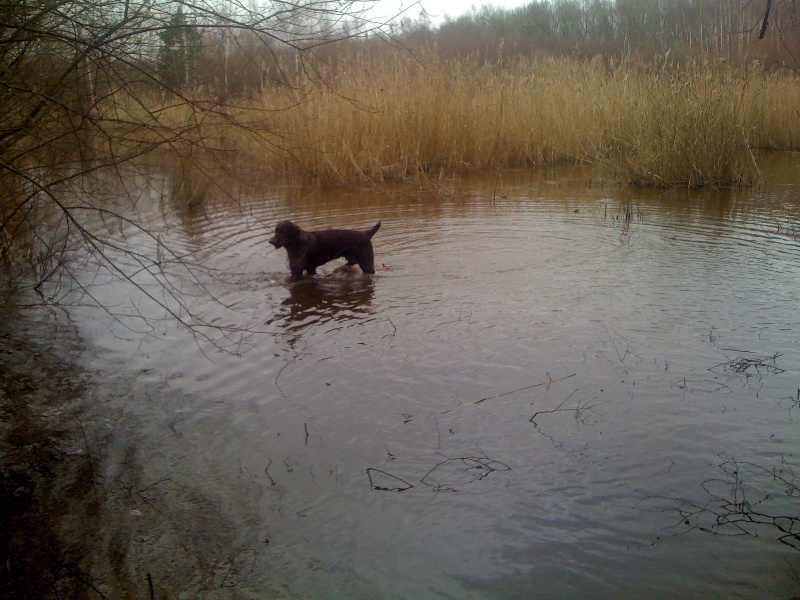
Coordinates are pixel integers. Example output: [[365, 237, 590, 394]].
[[366, 0, 531, 25]]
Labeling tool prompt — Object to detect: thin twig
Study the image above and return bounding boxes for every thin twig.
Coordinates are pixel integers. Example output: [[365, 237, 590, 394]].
[[440, 373, 576, 414]]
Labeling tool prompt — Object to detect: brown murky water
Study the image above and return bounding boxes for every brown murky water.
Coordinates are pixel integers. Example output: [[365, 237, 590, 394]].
[[6, 155, 800, 598]]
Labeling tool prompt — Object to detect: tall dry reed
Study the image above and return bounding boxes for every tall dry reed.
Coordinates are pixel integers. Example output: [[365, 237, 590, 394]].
[[740, 67, 800, 151], [597, 58, 759, 187], [247, 52, 608, 184], [110, 51, 800, 187]]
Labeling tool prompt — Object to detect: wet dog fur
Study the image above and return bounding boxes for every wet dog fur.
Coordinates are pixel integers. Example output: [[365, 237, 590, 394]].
[[269, 220, 381, 281]]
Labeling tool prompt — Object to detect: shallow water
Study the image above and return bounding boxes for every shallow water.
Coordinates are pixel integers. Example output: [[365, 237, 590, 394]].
[[23, 156, 800, 597]]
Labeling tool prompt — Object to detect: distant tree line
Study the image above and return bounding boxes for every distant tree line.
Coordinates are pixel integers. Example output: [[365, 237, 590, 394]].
[[399, 0, 800, 67], [146, 1, 800, 97]]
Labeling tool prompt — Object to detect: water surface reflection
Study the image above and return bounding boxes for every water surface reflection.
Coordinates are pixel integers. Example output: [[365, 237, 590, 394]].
[[10, 155, 800, 599], [267, 275, 376, 341]]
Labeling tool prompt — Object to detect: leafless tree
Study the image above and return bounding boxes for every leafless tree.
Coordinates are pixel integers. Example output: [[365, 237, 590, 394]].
[[0, 0, 408, 350]]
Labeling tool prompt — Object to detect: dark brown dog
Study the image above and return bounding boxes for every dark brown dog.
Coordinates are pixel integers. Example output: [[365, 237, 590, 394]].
[[269, 220, 381, 281]]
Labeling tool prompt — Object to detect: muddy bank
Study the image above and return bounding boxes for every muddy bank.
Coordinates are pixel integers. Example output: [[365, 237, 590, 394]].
[[0, 313, 263, 599], [0, 316, 101, 598]]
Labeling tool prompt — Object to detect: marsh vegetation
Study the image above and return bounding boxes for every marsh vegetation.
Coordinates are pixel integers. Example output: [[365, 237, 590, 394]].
[[3, 0, 800, 301], [226, 51, 800, 185], [3, 1, 800, 597]]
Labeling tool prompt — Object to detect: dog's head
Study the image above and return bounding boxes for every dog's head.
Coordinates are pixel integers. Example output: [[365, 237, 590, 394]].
[[269, 220, 302, 249]]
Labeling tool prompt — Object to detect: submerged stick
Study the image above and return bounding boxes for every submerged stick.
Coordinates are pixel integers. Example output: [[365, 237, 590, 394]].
[[474, 373, 576, 404], [438, 373, 576, 414], [367, 468, 414, 491], [264, 458, 276, 486]]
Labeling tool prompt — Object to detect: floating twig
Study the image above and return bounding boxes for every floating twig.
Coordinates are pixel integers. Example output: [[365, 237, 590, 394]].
[[420, 456, 511, 492], [710, 352, 783, 376], [653, 453, 800, 552], [530, 388, 603, 426], [264, 459, 276, 486], [367, 468, 414, 492], [440, 373, 576, 414]]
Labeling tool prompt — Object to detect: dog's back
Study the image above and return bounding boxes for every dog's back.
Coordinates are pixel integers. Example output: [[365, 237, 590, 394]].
[[313, 221, 380, 246], [311, 222, 380, 269]]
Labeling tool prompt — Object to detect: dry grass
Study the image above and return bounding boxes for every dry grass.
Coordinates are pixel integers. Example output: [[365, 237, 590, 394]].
[[103, 52, 800, 187], [597, 59, 759, 187], [246, 52, 608, 184], [741, 68, 800, 151]]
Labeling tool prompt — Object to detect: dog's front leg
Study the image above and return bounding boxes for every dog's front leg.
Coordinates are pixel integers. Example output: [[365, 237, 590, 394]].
[[288, 259, 305, 281]]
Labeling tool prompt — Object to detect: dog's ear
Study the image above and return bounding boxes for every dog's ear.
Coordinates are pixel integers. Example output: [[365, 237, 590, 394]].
[[283, 221, 302, 238]]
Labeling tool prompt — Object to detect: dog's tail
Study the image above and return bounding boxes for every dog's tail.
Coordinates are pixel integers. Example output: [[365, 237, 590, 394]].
[[366, 221, 381, 239]]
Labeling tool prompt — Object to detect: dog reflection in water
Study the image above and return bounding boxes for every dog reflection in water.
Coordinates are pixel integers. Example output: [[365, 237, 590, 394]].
[[267, 277, 375, 343], [269, 220, 381, 281]]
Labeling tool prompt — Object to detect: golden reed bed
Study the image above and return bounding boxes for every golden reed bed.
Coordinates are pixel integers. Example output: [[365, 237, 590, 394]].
[[93, 52, 800, 187]]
